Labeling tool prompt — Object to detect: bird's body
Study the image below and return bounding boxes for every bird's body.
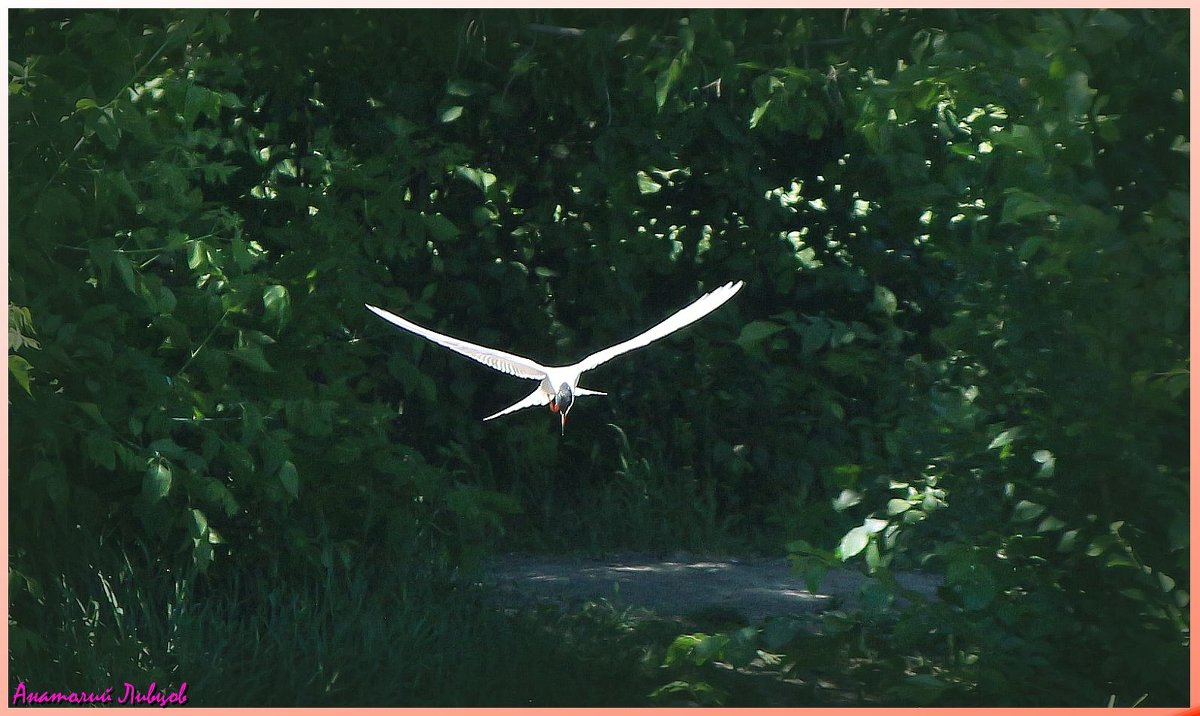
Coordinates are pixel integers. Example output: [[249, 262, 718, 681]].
[[366, 280, 743, 431]]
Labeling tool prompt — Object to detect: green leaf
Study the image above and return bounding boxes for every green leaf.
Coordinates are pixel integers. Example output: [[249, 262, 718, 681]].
[[988, 427, 1020, 450], [799, 319, 831, 354], [187, 240, 208, 270], [32, 462, 68, 505], [1000, 189, 1055, 224], [1012, 500, 1046, 522], [649, 680, 723, 706], [156, 286, 177, 315], [1156, 572, 1176, 593], [886, 498, 912, 515], [636, 171, 662, 194], [279, 460, 300, 500], [184, 83, 220, 125], [422, 213, 460, 242], [95, 108, 120, 150], [192, 539, 214, 572], [1064, 71, 1095, 118], [1087, 535, 1114, 557], [749, 100, 771, 129], [992, 125, 1045, 161], [1032, 449, 1056, 477], [735, 320, 784, 349], [863, 517, 889, 533], [662, 634, 703, 667], [440, 105, 464, 123], [262, 285, 290, 330], [143, 461, 172, 502], [75, 97, 99, 111], [230, 344, 272, 372], [76, 402, 106, 425], [723, 627, 759, 667], [837, 525, 872, 560], [9, 355, 32, 395], [84, 431, 116, 470], [801, 558, 828, 594], [1106, 552, 1139, 569], [189, 508, 209, 539], [961, 572, 996, 610], [455, 166, 497, 194], [1037, 515, 1066, 532], [693, 633, 729, 665], [446, 79, 474, 97], [865, 541, 882, 572], [873, 285, 898, 316], [114, 253, 137, 293], [832, 488, 862, 512], [655, 56, 683, 110]]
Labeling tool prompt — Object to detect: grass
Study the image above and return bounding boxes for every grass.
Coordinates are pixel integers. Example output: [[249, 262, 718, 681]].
[[501, 423, 754, 556], [11, 559, 686, 706]]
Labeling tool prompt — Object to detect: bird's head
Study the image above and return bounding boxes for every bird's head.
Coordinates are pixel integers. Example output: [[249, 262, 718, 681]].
[[549, 382, 574, 433]]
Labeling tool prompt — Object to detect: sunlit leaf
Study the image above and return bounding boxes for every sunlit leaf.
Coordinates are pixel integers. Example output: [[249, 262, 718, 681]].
[[263, 284, 290, 329], [189, 508, 208, 539], [988, 428, 1021, 450], [143, 461, 172, 502], [654, 56, 682, 110], [832, 488, 862, 512], [1012, 500, 1045, 522], [837, 525, 872, 560], [749, 100, 771, 129], [636, 171, 662, 194], [9, 355, 32, 395], [873, 285, 898, 316]]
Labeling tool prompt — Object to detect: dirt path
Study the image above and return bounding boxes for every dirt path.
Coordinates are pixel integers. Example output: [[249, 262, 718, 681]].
[[483, 553, 941, 623]]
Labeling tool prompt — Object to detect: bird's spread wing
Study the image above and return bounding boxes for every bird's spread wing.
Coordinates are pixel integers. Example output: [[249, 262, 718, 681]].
[[571, 280, 744, 373], [483, 387, 551, 421], [366, 304, 549, 380]]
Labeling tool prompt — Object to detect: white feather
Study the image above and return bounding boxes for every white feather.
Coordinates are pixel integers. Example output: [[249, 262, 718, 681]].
[[364, 304, 549, 380], [483, 387, 551, 421], [569, 281, 744, 373], [367, 280, 743, 422]]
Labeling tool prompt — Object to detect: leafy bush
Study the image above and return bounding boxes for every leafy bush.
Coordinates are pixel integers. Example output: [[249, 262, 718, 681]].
[[9, 8, 1187, 706]]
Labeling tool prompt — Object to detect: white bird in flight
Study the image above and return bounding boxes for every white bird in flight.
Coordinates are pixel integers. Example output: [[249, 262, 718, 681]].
[[366, 280, 744, 433]]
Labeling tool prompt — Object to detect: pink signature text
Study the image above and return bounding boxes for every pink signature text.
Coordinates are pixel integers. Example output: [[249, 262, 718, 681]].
[[11, 681, 188, 707]]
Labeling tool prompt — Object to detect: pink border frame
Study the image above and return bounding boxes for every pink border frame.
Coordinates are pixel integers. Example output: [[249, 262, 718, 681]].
[[1, 2, 1195, 713]]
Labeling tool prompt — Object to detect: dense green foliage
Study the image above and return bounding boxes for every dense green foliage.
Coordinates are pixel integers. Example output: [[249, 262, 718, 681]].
[[9, 9, 1188, 706]]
